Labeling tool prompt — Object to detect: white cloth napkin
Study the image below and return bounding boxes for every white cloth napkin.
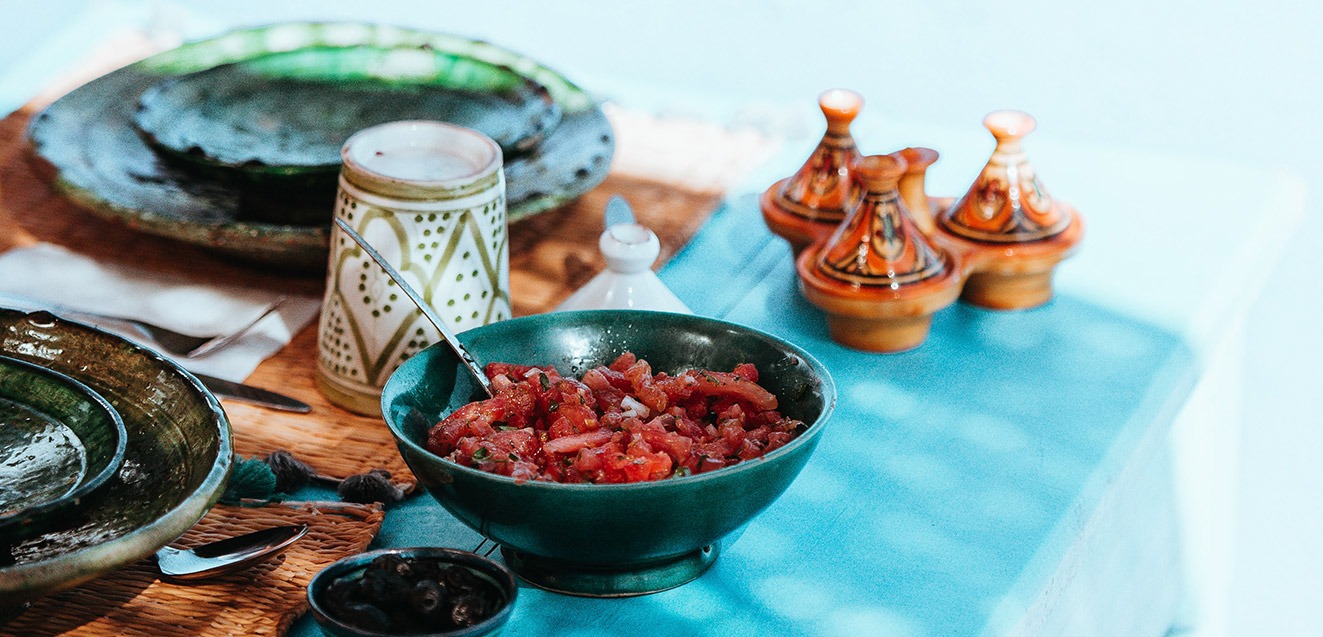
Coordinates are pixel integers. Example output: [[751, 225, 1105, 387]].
[[0, 243, 321, 382]]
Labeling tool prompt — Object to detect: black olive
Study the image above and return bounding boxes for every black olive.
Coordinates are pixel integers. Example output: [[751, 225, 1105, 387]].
[[448, 593, 489, 627], [334, 601, 391, 632], [322, 576, 362, 608], [360, 568, 412, 607], [439, 564, 484, 594], [408, 556, 444, 582], [410, 579, 449, 618], [367, 553, 415, 580]]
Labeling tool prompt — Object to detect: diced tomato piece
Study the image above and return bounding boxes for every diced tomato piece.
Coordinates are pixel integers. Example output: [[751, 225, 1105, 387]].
[[543, 428, 615, 455], [718, 419, 747, 448], [617, 435, 672, 482], [671, 411, 708, 441], [493, 381, 538, 429], [582, 368, 627, 413], [608, 352, 637, 373], [639, 418, 694, 465], [623, 359, 670, 413], [656, 373, 699, 404], [737, 437, 765, 460], [766, 430, 792, 452], [732, 362, 759, 383], [687, 370, 778, 411], [426, 400, 503, 453], [485, 362, 538, 380]]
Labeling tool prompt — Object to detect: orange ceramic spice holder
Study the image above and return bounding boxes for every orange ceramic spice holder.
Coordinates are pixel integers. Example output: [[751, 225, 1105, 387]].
[[761, 88, 865, 255], [797, 154, 964, 353], [893, 146, 940, 236], [934, 109, 1084, 310]]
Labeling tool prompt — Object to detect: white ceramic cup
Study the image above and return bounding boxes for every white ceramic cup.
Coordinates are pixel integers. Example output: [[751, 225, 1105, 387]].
[[316, 120, 511, 415]]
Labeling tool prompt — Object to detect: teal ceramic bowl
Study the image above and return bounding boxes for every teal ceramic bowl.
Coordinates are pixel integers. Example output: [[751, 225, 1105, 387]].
[[0, 354, 127, 542], [381, 310, 835, 597], [0, 309, 231, 605], [307, 547, 517, 637]]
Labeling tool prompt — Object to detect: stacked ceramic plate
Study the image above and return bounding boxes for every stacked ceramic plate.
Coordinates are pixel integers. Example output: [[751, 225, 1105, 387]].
[[0, 309, 231, 605], [27, 22, 615, 272], [0, 355, 126, 541]]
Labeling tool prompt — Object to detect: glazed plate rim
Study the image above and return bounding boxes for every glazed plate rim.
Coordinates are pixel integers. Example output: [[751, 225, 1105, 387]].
[[0, 353, 129, 534], [25, 21, 614, 270]]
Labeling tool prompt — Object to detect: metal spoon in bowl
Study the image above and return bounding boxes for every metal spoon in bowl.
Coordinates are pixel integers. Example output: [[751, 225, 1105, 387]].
[[333, 217, 494, 397], [155, 524, 309, 582]]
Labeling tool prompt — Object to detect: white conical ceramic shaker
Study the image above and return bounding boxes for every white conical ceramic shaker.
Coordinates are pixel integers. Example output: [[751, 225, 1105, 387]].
[[556, 222, 693, 313]]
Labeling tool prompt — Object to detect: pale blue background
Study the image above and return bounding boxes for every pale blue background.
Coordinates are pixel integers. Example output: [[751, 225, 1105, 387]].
[[1, 1, 1318, 633]]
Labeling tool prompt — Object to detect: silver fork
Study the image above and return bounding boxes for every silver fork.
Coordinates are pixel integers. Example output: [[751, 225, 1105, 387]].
[[1, 295, 286, 358]]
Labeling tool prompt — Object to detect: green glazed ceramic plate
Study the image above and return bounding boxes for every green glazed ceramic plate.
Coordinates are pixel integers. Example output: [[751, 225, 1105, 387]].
[[132, 48, 562, 182], [27, 22, 614, 272], [0, 355, 127, 542], [0, 309, 231, 605]]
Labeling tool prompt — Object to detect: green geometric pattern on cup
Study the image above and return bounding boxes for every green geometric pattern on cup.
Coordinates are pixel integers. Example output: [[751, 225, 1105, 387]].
[[319, 190, 511, 391]]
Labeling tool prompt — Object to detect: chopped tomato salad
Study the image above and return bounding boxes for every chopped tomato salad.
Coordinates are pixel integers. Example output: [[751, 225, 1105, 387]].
[[425, 352, 808, 483]]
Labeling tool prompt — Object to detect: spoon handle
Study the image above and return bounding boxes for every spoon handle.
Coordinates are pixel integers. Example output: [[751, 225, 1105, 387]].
[[333, 218, 494, 397]]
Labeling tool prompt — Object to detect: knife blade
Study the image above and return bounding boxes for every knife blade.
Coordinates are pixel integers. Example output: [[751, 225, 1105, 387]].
[[194, 373, 312, 414]]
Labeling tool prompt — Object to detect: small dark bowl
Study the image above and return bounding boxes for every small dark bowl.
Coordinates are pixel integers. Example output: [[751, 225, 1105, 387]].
[[381, 310, 836, 596], [307, 547, 517, 637]]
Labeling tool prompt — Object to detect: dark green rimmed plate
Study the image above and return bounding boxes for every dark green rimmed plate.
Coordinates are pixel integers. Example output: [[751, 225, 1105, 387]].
[[27, 22, 614, 272], [0, 354, 127, 542], [0, 309, 231, 605], [132, 48, 562, 184]]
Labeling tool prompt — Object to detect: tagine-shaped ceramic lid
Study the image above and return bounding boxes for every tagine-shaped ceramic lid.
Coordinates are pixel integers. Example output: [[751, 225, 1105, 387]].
[[761, 88, 865, 254], [796, 154, 963, 352], [935, 110, 1084, 310], [556, 198, 693, 314], [939, 110, 1071, 243], [893, 147, 940, 236]]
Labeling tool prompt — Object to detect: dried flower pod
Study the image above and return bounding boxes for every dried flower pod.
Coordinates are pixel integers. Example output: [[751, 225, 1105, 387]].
[[264, 449, 315, 493], [338, 468, 405, 504]]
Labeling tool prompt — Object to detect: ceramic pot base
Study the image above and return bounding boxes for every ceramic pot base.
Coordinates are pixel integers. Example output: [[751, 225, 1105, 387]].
[[313, 369, 382, 417], [824, 314, 934, 353], [960, 268, 1057, 310], [501, 544, 720, 597]]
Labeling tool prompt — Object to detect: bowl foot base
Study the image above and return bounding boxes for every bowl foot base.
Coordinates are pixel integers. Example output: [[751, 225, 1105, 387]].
[[501, 544, 720, 597]]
